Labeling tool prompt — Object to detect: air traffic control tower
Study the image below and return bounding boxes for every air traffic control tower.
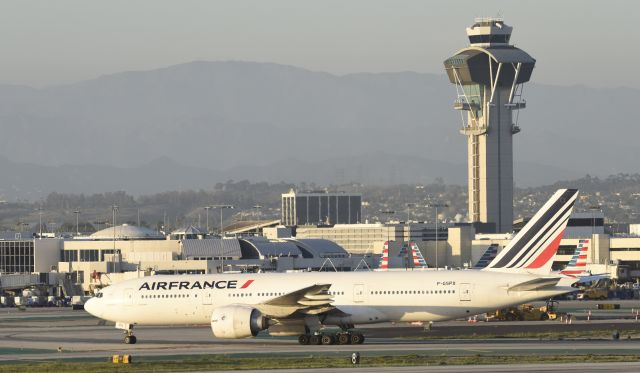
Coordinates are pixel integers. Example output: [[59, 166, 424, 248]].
[[444, 18, 535, 233]]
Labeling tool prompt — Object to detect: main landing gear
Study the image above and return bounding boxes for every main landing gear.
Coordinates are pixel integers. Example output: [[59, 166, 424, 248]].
[[123, 328, 137, 344], [298, 330, 365, 345]]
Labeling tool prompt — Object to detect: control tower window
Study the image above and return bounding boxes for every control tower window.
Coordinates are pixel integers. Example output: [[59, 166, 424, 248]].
[[469, 34, 510, 44]]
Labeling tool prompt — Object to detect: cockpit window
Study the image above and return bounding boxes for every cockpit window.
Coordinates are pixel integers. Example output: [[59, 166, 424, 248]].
[[96, 292, 103, 298]]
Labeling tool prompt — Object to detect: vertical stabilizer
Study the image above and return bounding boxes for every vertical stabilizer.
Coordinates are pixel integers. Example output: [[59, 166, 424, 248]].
[[561, 239, 590, 276], [379, 241, 390, 270], [472, 244, 499, 269], [485, 189, 579, 274], [410, 241, 428, 268]]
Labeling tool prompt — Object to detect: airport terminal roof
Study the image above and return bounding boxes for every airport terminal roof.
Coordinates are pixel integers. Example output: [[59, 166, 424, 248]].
[[181, 238, 242, 259], [285, 238, 349, 258], [238, 237, 302, 259], [89, 224, 164, 240], [179, 236, 350, 260], [171, 225, 206, 235], [224, 220, 281, 235]]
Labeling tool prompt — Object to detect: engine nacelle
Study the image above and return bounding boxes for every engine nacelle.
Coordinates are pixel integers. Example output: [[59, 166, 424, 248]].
[[210, 305, 268, 339]]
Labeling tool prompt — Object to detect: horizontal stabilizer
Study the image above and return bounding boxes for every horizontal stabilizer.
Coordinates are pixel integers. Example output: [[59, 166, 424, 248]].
[[507, 277, 561, 292]]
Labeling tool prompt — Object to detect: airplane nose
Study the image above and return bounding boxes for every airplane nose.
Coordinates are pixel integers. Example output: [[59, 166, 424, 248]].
[[84, 297, 100, 318]]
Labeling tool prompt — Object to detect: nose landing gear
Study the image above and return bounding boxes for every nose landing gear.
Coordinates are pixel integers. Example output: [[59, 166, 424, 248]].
[[116, 323, 137, 344], [124, 333, 137, 344]]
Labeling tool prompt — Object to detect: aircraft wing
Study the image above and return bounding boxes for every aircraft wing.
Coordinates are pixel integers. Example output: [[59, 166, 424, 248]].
[[507, 277, 561, 292], [574, 273, 610, 284], [254, 284, 336, 318]]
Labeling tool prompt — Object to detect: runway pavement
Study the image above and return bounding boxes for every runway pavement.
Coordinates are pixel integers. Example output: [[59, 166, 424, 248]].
[[0, 307, 639, 365], [197, 362, 640, 373]]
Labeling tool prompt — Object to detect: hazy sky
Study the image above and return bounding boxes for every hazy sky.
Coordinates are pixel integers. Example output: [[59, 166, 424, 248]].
[[1, 0, 636, 88]]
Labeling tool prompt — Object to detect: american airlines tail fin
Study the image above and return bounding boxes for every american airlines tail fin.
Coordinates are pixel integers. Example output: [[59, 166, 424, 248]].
[[484, 189, 579, 275], [409, 241, 428, 268], [379, 241, 390, 270], [560, 239, 589, 276], [472, 244, 499, 269]]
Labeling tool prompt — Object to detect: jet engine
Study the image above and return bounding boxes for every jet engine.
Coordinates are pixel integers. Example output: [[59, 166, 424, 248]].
[[210, 305, 268, 339]]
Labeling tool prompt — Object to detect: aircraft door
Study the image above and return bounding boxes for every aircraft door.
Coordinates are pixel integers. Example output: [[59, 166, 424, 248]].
[[353, 284, 365, 303], [124, 288, 134, 305], [202, 291, 213, 305], [458, 283, 472, 301]]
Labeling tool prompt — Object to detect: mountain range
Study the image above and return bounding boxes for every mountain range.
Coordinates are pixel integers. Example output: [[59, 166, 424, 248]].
[[0, 61, 634, 200]]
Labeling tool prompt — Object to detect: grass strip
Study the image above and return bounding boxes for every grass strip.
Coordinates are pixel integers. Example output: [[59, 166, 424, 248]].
[[2, 353, 640, 373], [412, 329, 640, 340]]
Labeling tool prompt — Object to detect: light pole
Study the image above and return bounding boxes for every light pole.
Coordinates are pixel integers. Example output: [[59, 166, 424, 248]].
[[589, 205, 601, 263], [112, 205, 118, 271], [429, 203, 449, 270], [36, 207, 43, 239], [253, 205, 262, 220], [361, 201, 369, 223], [212, 205, 234, 272], [213, 205, 234, 236], [406, 203, 416, 223], [74, 210, 80, 236], [380, 210, 395, 243], [204, 206, 212, 234]]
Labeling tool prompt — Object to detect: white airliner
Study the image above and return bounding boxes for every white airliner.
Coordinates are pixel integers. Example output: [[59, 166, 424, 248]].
[[85, 189, 578, 346]]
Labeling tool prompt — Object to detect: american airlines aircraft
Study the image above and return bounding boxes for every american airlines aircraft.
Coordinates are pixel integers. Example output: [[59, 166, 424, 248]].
[[557, 239, 608, 285], [85, 189, 578, 345]]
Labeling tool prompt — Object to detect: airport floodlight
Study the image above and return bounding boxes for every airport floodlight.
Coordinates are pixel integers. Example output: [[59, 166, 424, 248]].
[[204, 206, 212, 233], [74, 210, 81, 236], [428, 203, 449, 269]]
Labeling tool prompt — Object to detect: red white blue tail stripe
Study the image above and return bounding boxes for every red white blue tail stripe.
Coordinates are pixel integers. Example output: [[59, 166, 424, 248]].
[[473, 244, 499, 269], [560, 239, 589, 276], [485, 189, 578, 274]]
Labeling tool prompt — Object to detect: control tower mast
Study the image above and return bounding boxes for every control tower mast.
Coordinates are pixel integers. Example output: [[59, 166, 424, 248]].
[[444, 18, 535, 233]]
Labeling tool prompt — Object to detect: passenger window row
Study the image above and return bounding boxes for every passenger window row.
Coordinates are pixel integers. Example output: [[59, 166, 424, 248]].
[[141, 294, 190, 299], [370, 289, 455, 295]]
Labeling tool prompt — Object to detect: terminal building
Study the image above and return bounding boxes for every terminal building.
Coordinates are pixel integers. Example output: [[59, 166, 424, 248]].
[[1, 211, 640, 297], [0, 224, 373, 296], [284, 211, 640, 280], [281, 189, 362, 225]]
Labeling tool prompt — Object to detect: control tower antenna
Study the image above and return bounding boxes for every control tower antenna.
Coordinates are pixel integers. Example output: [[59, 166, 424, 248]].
[[443, 18, 536, 233]]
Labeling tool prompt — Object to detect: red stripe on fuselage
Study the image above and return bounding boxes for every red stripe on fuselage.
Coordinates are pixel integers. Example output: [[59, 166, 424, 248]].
[[526, 229, 565, 269], [241, 280, 254, 289]]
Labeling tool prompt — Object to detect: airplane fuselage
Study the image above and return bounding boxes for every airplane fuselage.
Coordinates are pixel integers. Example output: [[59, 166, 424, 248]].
[[86, 270, 570, 327]]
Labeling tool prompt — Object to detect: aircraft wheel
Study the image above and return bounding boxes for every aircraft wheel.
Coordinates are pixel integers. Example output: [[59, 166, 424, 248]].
[[309, 334, 321, 345], [298, 334, 310, 345], [124, 335, 137, 344], [540, 313, 549, 321], [350, 332, 364, 345], [337, 333, 351, 345], [321, 334, 335, 345]]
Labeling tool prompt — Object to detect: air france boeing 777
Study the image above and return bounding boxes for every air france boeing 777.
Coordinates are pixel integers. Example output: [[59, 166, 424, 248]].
[[85, 189, 578, 345]]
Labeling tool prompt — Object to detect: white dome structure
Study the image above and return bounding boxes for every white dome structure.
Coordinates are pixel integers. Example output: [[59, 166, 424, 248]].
[[170, 225, 206, 240], [90, 224, 164, 240]]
